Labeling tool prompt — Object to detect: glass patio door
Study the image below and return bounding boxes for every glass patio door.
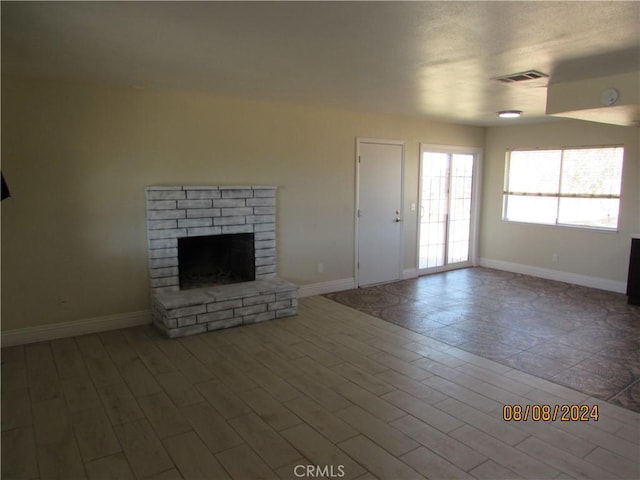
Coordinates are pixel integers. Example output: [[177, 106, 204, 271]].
[[419, 146, 477, 273]]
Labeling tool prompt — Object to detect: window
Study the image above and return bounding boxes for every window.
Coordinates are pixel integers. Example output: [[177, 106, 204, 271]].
[[503, 146, 624, 230]]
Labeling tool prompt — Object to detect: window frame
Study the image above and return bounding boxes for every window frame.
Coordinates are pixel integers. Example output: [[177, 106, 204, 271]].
[[502, 144, 624, 232]]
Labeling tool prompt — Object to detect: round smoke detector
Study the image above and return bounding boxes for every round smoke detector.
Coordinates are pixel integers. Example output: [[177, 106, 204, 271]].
[[600, 88, 619, 106]]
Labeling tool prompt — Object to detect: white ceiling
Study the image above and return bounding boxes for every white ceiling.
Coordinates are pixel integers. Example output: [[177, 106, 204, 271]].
[[2, 1, 639, 126]]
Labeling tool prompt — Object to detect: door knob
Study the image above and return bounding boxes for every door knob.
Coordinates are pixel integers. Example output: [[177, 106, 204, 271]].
[[395, 216, 402, 223]]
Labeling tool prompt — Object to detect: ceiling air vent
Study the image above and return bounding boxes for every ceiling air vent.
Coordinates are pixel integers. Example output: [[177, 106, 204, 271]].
[[494, 70, 549, 83]]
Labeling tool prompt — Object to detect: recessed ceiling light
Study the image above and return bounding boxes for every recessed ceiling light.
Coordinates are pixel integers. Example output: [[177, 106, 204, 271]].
[[497, 110, 523, 118]]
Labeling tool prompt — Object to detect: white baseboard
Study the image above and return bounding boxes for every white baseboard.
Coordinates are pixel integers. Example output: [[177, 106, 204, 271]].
[[479, 258, 627, 294], [298, 277, 356, 297], [402, 268, 419, 279], [1, 310, 152, 347]]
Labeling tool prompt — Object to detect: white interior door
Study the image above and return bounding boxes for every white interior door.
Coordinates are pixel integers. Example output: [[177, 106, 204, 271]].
[[357, 140, 404, 286], [418, 145, 479, 273]]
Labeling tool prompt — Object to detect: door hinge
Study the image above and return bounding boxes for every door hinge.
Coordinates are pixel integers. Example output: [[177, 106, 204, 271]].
[[357, 262, 360, 269], [357, 209, 361, 218], [358, 155, 361, 163]]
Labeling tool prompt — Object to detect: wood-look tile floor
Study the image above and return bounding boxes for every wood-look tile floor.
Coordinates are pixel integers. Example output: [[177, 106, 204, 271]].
[[2, 296, 639, 479]]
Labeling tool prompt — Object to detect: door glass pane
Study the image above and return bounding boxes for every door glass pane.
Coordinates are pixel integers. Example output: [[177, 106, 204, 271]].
[[447, 154, 473, 264], [419, 152, 448, 269]]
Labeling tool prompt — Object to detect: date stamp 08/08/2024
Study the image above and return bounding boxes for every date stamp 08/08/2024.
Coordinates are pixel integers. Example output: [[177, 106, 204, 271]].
[[502, 404, 599, 422]]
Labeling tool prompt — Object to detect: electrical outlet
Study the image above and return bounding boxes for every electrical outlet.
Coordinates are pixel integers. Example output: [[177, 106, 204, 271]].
[[58, 297, 70, 308], [317, 263, 324, 273], [552, 254, 559, 263]]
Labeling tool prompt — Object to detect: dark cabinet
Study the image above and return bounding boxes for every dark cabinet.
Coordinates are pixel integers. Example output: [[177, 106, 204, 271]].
[[628, 237, 640, 305]]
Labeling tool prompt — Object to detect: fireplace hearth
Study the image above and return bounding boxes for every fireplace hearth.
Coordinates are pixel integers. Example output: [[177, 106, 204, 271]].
[[145, 185, 298, 338]]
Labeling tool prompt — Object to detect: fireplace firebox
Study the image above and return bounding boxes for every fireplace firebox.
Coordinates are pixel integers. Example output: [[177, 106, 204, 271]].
[[178, 233, 255, 289]]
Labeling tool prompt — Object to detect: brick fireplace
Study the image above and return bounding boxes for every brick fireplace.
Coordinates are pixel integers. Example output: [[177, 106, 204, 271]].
[[145, 185, 298, 338]]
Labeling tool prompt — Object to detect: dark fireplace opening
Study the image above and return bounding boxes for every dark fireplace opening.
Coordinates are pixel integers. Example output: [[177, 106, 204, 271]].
[[178, 233, 255, 290]]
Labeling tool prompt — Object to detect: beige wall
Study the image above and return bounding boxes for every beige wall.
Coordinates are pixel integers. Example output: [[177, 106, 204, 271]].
[[1, 76, 484, 331], [481, 121, 640, 284]]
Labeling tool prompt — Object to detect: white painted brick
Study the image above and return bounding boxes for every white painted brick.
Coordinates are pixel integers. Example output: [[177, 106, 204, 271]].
[[149, 248, 178, 259], [147, 200, 177, 210], [167, 318, 178, 329], [147, 210, 186, 220], [151, 276, 179, 288], [150, 257, 178, 268], [157, 317, 177, 329], [255, 248, 276, 258], [222, 225, 254, 234], [276, 307, 297, 318], [221, 189, 253, 199], [276, 290, 298, 301], [254, 223, 275, 232], [146, 190, 186, 200], [246, 197, 275, 207], [221, 207, 253, 217], [255, 231, 276, 241], [247, 215, 275, 224], [154, 285, 180, 293], [255, 240, 276, 249], [255, 256, 276, 266], [255, 272, 276, 280], [243, 311, 275, 324], [291, 299, 298, 308], [148, 228, 187, 240], [234, 304, 267, 316], [187, 226, 222, 236], [214, 216, 246, 226], [186, 208, 221, 218], [150, 267, 178, 278], [197, 310, 234, 323], [147, 219, 178, 230], [186, 190, 221, 199], [178, 316, 197, 327], [206, 299, 243, 312], [242, 294, 275, 307], [268, 300, 292, 311], [256, 265, 276, 275], [213, 198, 246, 208], [149, 238, 177, 249], [253, 207, 276, 215], [177, 199, 213, 209], [207, 318, 242, 331], [253, 188, 276, 197], [178, 218, 213, 228], [151, 299, 165, 311], [168, 304, 207, 319], [183, 185, 219, 190], [167, 324, 207, 338]]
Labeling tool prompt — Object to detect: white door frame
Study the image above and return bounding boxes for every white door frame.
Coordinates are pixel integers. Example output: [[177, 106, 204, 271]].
[[355, 137, 406, 287], [416, 143, 482, 273]]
